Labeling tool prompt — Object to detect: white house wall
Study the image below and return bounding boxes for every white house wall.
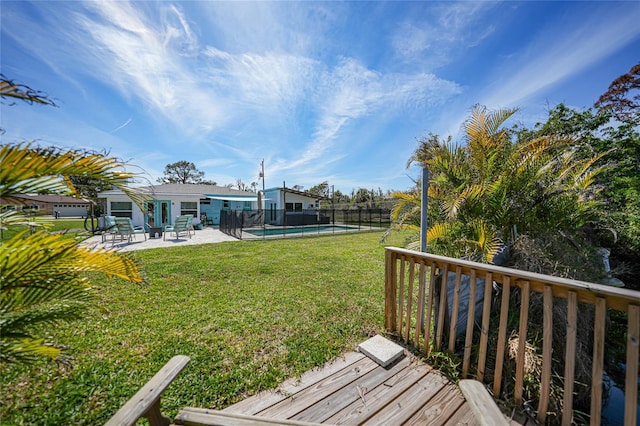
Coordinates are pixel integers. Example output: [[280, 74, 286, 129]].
[[263, 190, 319, 209]]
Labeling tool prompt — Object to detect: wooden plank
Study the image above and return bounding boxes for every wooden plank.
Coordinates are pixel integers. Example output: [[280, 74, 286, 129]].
[[590, 297, 606, 426], [384, 250, 396, 332], [398, 255, 406, 335], [443, 403, 479, 426], [435, 263, 449, 350], [423, 262, 437, 357], [462, 268, 477, 379], [493, 276, 511, 397], [514, 281, 530, 406], [360, 371, 450, 425], [256, 357, 378, 419], [400, 383, 465, 426], [292, 356, 412, 423], [223, 352, 365, 415], [175, 408, 325, 426], [537, 285, 553, 424], [624, 304, 639, 426], [562, 291, 577, 426], [105, 355, 190, 426], [448, 266, 463, 352], [404, 258, 416, 342], [415, 261, 427, 348], [477, 272, 493, 382], [324, 358, 432, 425], [459, 380, 509, 426]]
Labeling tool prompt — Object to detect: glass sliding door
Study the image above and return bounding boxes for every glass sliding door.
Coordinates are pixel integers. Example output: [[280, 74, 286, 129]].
[[145, 200, 171, 230]]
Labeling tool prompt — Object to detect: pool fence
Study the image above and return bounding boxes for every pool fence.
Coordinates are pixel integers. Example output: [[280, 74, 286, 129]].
[[220, 208, 391, 239]]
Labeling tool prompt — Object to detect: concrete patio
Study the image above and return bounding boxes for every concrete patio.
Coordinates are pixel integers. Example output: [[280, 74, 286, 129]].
[[80, 226, 238, 252]]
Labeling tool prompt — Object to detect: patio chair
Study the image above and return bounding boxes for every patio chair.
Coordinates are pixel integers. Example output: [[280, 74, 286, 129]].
[[100, 215, 118, 243], [164, 215, 194, 240], [113, 217, 147, 243]]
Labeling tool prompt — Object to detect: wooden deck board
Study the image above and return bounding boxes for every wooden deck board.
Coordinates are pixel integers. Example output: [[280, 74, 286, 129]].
[[222, 350, 519, 426], [442, 404, 479, 426], [257, 357, 378, 419], [223, 352, 366, 416], [324, 358, 432, 425], [291, 356, 413, 423]]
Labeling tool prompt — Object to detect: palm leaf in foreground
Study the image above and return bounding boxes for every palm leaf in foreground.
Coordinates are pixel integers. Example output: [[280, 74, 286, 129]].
[[0, 231, 144, 364], [0, 143, 148, 366]]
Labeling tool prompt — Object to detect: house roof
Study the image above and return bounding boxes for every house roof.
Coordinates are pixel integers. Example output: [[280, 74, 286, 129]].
[[99, 183, 257, 197]]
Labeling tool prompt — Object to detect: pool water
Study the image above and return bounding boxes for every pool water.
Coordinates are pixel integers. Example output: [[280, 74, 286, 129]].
[[244, 225, 358, 237]]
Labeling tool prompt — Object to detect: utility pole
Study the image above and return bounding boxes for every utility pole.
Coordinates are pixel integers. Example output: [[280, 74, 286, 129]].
[[260, 159, 265, 192], [421, 167, 429, 253]]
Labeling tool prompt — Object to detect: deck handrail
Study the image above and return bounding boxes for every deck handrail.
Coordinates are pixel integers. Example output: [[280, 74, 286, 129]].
[[384, 247, 640, 426]]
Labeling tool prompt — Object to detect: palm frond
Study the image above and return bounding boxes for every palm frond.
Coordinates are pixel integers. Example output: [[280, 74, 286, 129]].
[[0, 338, 63, 364], [0, 143, 149, 210]]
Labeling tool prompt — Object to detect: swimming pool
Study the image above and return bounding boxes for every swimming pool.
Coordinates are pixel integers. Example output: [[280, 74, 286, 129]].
[[244, 225, 359, 237]]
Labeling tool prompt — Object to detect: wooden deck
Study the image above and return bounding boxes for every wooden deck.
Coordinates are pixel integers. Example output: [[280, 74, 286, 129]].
[[200, 350, 522, 425]]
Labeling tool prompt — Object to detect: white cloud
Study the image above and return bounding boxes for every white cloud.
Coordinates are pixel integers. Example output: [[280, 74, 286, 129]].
[[481, 4, 640, 109], [391, 2, 497, 68]]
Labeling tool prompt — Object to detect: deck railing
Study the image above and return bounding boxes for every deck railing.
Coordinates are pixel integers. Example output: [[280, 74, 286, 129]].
[[384, 247, 639, 425]]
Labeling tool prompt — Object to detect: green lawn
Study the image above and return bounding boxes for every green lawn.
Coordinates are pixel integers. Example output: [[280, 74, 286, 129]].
[[0, 231, 406, 425], [1, 217, 87, 240]]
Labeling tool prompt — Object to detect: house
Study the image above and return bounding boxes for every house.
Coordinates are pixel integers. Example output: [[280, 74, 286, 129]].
[[98, 184, 258, 229], [0, 194, 91, 217], [262, 187, 329, 226]]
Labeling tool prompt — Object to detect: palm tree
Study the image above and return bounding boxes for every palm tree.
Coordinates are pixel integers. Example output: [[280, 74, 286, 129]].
[[1, 76, 149, 365], [389, 105, 605, 265]]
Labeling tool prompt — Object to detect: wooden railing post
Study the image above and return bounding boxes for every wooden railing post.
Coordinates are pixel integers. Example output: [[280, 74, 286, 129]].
[[625, 304, 639, 426], [562, 291, 578, 425], [384, 249, 397, 332]]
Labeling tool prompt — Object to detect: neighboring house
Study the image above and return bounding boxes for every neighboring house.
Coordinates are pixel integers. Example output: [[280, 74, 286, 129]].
[[98, 184, 258, 229], [0, 194, 91, 217], [262, 187, 328, 226]]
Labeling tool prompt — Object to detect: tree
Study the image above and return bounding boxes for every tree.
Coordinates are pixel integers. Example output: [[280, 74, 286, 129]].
[[389, 105, 605, 267], [157, 161, 206, 184], [0, 76, 146, 365], [513, 102, 640, 289], [308, 181, 330, 198], [595, 63, 640, 123]]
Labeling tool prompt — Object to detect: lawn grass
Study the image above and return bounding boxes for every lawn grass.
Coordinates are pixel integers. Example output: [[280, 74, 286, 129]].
[[1, 217, 87, 240], [0, 231, 407, 425]]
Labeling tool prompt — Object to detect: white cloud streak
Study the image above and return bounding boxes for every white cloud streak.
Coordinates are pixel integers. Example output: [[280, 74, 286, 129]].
[[482, 4, 640, 109]]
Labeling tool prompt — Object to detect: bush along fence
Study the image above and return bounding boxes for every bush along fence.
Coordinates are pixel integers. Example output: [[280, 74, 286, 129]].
[[220, 208, 391, 240]]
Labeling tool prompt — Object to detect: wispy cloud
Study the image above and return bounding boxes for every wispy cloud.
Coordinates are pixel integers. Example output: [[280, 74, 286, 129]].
[[109, 118, 132, 133], [481, 4, 640, 109], [391, 2, 497, 69], [269, 58, 461, 175]]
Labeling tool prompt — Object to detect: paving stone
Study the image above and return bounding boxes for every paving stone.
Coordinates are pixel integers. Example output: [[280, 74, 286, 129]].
[[358, 335, 405, 367]]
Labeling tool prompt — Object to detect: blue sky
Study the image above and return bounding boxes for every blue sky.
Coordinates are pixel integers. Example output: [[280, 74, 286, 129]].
[[2, 1, 639, 194]]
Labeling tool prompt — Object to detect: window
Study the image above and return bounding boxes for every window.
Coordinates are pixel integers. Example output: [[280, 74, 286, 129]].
[[223, 200, 230, 209], [285, 203, 302, 211], [111, 201, 132, 218], [180, 201, 198, 217]]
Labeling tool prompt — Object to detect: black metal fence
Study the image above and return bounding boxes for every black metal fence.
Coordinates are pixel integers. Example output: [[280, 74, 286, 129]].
[[220, 208, 391, 240]]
